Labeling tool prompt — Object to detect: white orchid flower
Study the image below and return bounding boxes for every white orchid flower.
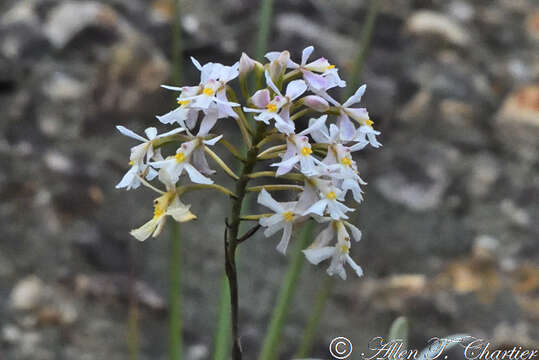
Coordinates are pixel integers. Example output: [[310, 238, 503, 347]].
[[243, 71, 307, 134], [349, 124, 382, 150], [314, 84, 372, 141], [302, 182, 354, 220], [150, 140, 220, 186], [156, 85, 201, 130], [303, 219, 363, 279], [160, 58, 240, 122], [266, 46, 346, 91], [270, 115, 328, 176], [309, 218, 362, 248], [130, 191, 197, 241], [303, 241, 363, 280], [257, 189, 306, 254], [115, 125, 185, 190]]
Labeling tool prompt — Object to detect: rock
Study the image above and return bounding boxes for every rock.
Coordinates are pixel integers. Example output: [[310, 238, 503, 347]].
[[74, 273, 166, 311], [498, 85, 539, 125], [10, 276, 45, 311], [375, 142, 459, 211], [43, 1, 119, 49], [0, 1, 39, 27], [43, 72, 87, 102], [400, 90, 433, 123], [406, 10, 471, 47], [44, 151, 73, 174], [496, 85, 539, 159], [36, 302, 78, 326], [2, 324, 21, 344], [472, 235, 499, 261], [187, 344, 209, 360], [526, 11, 539, 40], [447, 1, 475, 22], [500, 199, 530, 227], [465, 154, 500, 198]]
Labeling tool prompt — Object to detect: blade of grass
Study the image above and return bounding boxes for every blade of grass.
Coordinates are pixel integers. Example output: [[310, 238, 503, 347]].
[[169, 221, 183, 360], [293, 276, 333, 358], [254, 0, 274, 61], [294, 1, 380, 356], [128, 241, 140, 360], [348, 0, 379, 93], [212, 277, 232, 360], [169, 1, 184, 359], [258, 221, 314, 360]]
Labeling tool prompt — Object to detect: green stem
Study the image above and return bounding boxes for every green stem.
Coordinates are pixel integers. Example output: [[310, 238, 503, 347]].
[[348, 0, 379, 94], [294, 276, 334, 358], [225, 122, 266, 360], [254, 0, 274, 62], [169, 1, 183, 358], [171, 0, 183, 85], [258, 221, 314, 360], [212, 277, 232, 360], [169, 220, 182, 360], [127, 301, 139, 360], [127, 241, 139, 360]]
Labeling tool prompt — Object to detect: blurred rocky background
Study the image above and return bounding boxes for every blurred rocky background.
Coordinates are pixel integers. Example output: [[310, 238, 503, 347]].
[[0, 0, 538, 359]]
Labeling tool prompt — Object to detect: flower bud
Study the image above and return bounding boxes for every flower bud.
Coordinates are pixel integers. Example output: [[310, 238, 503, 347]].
[[268, 50, 290, 82], [304, 95, 329, 112], [239, 52, 255, 76]]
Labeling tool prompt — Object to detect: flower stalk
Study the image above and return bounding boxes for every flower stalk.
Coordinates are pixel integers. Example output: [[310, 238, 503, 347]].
[[224, 122, 266, 359], [115, 45, 382, 360]]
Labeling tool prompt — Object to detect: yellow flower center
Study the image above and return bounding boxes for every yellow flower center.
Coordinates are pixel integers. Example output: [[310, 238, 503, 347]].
[[128, 160, 134, 166], [326, 191, 337, 200], [203, 87, 214, 96], [283, 211, 294, 222], [175, 152, 186, 163], [177, 99, 191, 106], [153, 206, 165, 219], [340, 157, 352, 166], [340, 244, 349, 254], [365, 119, 374, 127], [300, 146, 312, 156], [266, 103, 278, 112], [327, 64, 335, 70]]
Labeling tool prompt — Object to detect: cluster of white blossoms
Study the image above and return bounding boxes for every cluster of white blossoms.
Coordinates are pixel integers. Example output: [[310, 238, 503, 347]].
[[116, 46, 381, 280]]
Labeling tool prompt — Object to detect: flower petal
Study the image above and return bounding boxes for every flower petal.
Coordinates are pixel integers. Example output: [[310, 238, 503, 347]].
[[184, 163, 213, 184], [276, 223, 293, 254], [116, 125, 147, 142], [285, 79, 307, 100], [257, 188, 285, 213], [251, 89, 271, 108], [264, 70, 282, 96], [301, 46, 314, 66], [303, 246, 334, 265], [343, 84, 366, 107]]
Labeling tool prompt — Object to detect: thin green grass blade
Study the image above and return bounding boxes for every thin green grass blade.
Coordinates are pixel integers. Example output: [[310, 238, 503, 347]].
[[294, 276, 334, 358], [169, 1, 184, 358], [258, 221, 314, 360], [212, 277, 232, 360], [388, 316, 409, 347], [169, 221, 183, 360], [348, 0, 379, 93], [254, 0, 274, 61]]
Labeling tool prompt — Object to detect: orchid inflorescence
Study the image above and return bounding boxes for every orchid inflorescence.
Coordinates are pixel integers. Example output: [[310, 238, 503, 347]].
[[116, 46, 381, 280]]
